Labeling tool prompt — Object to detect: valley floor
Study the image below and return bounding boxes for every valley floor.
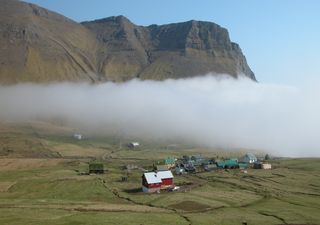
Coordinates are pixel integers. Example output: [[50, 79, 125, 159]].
[[0, 122, 319, 225]]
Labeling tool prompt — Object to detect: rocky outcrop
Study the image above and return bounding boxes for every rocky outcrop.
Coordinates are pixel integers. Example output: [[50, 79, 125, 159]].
[[0, 0, 255, 84]]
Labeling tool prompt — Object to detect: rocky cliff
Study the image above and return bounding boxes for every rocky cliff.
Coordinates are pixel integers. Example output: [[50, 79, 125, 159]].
[[82, 16, 255, 81], [0, 0, 256, 84]]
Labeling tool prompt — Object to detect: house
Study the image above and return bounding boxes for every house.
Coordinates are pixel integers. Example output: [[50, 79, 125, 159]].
[[254, 162, 272, 170], [175, 166, 185, 175], [128, 142, 140, 148], [164, 157, 176, 168], [155, 157, 176, 170], [142, 170, 174, 193], [184, 163, 196, 172], [202, 159, 217, 171], [73, 133, 82, 140], [241, 153, 257, 164], [262, 163, 272, 169], [175, 162, 195, 174], [182, 154, 206, 167], [203, 163, 217, 171], [216, 158, 239, 169], [190, 154, 206, 166]]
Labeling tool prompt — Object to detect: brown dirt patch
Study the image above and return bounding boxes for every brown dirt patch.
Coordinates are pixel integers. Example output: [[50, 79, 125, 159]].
[[169, 200, 211, 212]]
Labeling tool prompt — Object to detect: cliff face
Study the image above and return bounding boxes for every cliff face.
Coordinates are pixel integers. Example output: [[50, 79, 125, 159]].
[[0, 0, 100, 84], [82, 17, 256, 81], [0, 0, 255, 84]]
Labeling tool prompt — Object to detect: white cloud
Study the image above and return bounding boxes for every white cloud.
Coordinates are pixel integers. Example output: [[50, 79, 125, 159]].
[[0, 75, 319, 157]]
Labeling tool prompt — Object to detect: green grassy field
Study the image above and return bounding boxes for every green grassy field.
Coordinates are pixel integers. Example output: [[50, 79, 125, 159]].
[[0, 122, 319, 225]]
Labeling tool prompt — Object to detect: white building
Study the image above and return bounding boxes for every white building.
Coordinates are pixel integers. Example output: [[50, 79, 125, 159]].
[[128, 142, 140, 148], [262, 163, 272, 170], [73, 133, 82, 140]]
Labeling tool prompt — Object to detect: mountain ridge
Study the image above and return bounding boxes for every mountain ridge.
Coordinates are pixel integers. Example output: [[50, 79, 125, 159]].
[[0, 0, 256, 84]]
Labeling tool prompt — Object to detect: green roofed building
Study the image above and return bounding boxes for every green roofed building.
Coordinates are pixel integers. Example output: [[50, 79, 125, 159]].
[[241, 153, 257, 164], [217, 158, 239, 169], [164, 156, 176, 166], [156, 157, 176, 170], [89, 162, 104, 174]]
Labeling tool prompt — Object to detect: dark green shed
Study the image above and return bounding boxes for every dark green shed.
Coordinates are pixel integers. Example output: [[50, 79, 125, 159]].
[[89, 162, 104, 174]]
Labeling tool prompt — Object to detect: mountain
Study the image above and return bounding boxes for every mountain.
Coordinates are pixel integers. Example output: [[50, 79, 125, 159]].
[[0, 0, 100, 84], [0, 0, 256, 84], [82, 16, 255, 81]]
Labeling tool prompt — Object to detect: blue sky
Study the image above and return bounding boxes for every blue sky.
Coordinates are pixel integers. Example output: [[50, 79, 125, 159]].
[[24, 0, 320, 85]]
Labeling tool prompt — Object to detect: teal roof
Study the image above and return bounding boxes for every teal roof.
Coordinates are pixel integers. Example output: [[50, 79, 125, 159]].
[[217, 158, 238, 167], [164, 157, 175, 165], [245, 153, 257, 160]]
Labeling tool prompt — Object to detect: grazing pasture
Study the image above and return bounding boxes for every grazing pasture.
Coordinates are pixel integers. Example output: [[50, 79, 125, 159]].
[[0, 122, 319, 225]]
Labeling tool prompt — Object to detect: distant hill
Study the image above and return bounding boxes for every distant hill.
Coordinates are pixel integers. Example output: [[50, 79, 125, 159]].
[[0, 0, 256, 84]]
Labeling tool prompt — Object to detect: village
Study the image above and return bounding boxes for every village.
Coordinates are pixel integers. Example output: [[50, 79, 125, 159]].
[[85, 140, 273, 194], [0, 125, 318, 225]]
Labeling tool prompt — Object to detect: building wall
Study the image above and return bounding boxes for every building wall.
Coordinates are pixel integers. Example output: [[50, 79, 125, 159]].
[[161, 178, 173, 187], [262, 163, 272, 169], [148, 183, 162, 189], [142, 176, 162, 189], [142, 186, 161, 193]]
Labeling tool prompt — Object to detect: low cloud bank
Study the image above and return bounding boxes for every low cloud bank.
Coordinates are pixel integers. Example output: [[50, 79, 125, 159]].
[[0, 75, 319, 157]]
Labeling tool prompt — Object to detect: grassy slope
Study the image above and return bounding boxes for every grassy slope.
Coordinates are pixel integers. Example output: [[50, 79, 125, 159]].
[[0, 122, 319, 225]]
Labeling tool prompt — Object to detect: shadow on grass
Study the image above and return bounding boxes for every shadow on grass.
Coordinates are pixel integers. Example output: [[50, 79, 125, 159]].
[[123, 188, 142, 193]]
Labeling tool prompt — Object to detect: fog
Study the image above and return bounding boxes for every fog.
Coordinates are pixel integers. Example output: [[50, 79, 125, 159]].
[[0, 75, 319, 157]]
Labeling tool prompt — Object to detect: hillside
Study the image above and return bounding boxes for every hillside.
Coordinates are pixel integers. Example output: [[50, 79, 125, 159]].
[[0, 0, 101, 84], [0, 0, 256, 83]]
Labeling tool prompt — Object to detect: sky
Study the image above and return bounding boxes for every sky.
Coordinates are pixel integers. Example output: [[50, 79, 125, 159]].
[[23, 0, 320, 85]]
